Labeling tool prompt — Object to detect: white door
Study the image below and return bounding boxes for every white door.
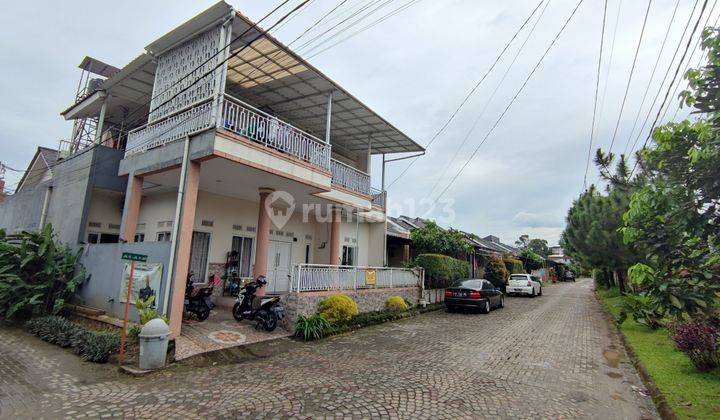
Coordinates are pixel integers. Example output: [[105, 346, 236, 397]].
[[267, 240, 292, 293]]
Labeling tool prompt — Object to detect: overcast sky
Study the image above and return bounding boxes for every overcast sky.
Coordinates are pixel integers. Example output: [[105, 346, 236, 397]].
[[0, 0, 705, 245]]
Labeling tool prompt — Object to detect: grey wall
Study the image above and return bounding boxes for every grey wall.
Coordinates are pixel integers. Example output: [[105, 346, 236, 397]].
[[0, 180, 49, 233], [78, 241, 171, 322], [118, 130, 215, 176]]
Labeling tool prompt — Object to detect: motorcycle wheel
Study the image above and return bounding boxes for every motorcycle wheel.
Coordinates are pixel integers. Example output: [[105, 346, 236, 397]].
[[232, 302, 244, 321], [196, 303, 210, 321], [264, 312, 278, 332]]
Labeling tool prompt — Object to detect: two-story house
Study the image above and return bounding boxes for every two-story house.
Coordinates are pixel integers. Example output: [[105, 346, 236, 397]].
[[14, 2, 423, 336]]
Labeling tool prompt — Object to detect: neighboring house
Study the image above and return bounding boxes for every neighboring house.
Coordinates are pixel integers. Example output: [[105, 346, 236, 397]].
[[2, 2, 424, 336], [548, 246, 570, 264]]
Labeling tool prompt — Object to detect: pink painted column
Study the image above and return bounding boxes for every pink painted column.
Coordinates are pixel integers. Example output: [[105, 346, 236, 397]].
[[253, 188, 274, 280], [329, 207, 341, 265], [169, 161, 200, 338], [121, 175, 143, 243]]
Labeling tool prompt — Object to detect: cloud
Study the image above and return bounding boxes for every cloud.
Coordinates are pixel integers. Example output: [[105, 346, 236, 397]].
[[511, 212, 563, 229]]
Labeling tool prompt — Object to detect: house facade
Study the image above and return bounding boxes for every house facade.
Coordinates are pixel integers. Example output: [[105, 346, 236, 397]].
[[1, 2, 424, 337]]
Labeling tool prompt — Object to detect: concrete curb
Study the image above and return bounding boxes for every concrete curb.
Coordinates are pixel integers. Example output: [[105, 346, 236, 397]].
[[594, 291, 677, 420]]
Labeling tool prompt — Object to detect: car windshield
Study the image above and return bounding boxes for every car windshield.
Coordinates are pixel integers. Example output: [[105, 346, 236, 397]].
[[450, 279, 484, 288], [510, 275, 528, 281]]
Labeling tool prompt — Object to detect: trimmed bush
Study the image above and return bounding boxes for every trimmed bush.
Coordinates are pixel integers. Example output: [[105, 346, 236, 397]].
[[71, 330, 120, 363], [484, 257, 508, 289], [295, 314, 332, 341], [385, 296, 409, 312], [503, 258, 524, 275], [24, 316, 119, 363], [413, 253, 470, 289], [25, 316, 83, 347], [318, 294, 358, 324]]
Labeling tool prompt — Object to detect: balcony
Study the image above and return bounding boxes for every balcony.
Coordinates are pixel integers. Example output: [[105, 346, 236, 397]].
[[330, 159, 370, 196], [220, 94, 331, 171]]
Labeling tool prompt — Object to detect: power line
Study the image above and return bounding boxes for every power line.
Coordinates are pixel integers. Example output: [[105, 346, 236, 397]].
[[626, 0, 701, 159], [593, 0, 624, 149], [434, 0, 586, 202], [386, 0, 547, 189], [621, 0, 681, 156], [606, 0, 653, 155], [429, 0, 552, 197], [629, 0, 710, 177], [582, 0, 609, 191]]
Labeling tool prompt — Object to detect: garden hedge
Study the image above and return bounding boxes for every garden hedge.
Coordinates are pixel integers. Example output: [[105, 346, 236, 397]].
[[503, 258, 524, 275], [414, 253, 470, 289]]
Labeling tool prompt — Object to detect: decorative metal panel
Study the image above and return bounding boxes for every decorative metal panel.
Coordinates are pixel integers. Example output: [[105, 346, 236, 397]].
[[149, 25, 224, 123]]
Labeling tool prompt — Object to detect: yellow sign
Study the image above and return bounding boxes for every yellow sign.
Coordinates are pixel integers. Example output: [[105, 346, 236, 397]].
[[365, 270, 376, 286]]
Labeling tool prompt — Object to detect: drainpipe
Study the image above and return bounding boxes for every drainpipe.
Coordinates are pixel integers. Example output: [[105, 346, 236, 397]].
[[162, 135, 190, 316], [38, 186, 52, 228]]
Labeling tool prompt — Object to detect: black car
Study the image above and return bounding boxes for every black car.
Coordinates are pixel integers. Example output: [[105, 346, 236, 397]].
[[444, 279, 504, 314]]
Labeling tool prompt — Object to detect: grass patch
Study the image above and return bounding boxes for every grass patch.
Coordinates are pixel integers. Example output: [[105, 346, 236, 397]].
[[597, 288, 720, 419]]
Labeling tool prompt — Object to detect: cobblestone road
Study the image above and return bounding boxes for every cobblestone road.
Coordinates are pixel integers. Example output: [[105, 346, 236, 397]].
[[1, 279, 656, 419]]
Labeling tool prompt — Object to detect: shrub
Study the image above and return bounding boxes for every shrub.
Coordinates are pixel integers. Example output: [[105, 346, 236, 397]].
[[385, 296, 409, 312], [25, 316, 83, 347], [413, 254, 470, 289], [0, 225, 86, 319], [72, 330, 120, 363], [24, 315, 119, 363], [295, 314, 331, 341], [503, 258, 524, 274], [128, 324, 141, 342], [135, 295, 168, 325], [671, 318, 720, 372], [484, 257, 508, 289], [615, 294, 664, 329], [318, 294, 358, 324]]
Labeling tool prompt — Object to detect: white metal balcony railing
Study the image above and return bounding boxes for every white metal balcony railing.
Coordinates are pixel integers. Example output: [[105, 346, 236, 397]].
[[125, 99, 214, 157], [220, 94, 331, 171], [371, 188, 386, 208], [330, 159, 371, 196], [292, 264, 422, 292]]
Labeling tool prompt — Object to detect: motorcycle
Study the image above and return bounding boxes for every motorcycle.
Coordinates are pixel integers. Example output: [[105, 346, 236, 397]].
[[184, 272, 214, 321], [232, 279, 284, 331]]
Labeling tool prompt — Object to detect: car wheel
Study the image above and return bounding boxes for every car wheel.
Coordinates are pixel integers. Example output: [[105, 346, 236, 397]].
[[498, 296, 504, 308], [531, 288, 536, 298], [481, 301, 490, 314], [538, 287, 543, 296]]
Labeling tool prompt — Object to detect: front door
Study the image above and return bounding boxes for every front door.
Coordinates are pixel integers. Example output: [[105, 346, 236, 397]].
[[267, 240, 292, 293], [189, 231, 211, 283]]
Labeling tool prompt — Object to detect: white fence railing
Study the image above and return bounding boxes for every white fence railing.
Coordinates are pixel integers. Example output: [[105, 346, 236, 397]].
[[125, 99, 214, 157], [330, 159, 371, 195], [371, 188, 386, 208], [292, 264, 422, 292], [220, 94, 331, 171]]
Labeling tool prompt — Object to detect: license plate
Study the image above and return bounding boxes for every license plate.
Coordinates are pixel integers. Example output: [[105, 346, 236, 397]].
[[453, 292, 467, 297]]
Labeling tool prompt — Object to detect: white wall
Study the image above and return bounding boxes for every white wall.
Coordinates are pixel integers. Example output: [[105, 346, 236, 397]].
[[85, 189, 123, 239]]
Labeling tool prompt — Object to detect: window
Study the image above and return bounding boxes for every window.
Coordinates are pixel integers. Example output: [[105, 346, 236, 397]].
[[231, 236, 253, 278], [87, 233, 100, 244], [450, 279, 482, 288], [157, 231, 172, 242], [87, 233, 119, 244], [134, 233, 145, 242], [341, 245, 355, 266]]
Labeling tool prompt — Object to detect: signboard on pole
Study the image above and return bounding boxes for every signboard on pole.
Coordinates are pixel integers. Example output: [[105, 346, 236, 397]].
[[119, 262, 163, 305], [365, 269, 376, 286], [121, 252, 147, 262]]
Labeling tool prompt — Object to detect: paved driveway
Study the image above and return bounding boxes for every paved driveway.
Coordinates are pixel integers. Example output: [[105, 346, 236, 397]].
[[2, 279, 656, 419]]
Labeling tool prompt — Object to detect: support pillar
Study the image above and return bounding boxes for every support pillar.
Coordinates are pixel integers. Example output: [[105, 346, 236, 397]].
[[168, 161, 200, 338], [253, 188, 274, 279], [120, 175, 143, 243], [329, 207, 341, 265]]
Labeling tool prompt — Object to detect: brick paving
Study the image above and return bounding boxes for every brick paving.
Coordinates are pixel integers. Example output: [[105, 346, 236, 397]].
[[1, 279, 657, 419]]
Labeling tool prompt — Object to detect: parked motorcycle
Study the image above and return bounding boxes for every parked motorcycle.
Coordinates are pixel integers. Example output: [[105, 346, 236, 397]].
[[184, 272, 213, 321], [232, 276, 284, 331]]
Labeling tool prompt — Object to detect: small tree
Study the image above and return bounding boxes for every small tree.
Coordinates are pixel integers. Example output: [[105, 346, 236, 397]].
[[410, 221, 471, 257], [485, 257, 508, 290]]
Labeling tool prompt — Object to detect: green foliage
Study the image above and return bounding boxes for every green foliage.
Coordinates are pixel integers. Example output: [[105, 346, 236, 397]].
[[527, 239, 549, 258], [503, 257, 524, 274], [518, 248, 544, 271], [412, 253, 469, 289], [484, 257, 508, 289], [618, 27, 720, 321], [317, 294, 358, 324], [135, 295, 168, 325], [0, 225, 86, 319], [409, 221, 471, 257], [24, 315, 119, 363], [385, 296, 409, 312], [615, 294, 664, 329], [71, 330, 120, 363], [294, 314, 331, 341], [25, 315, 83, 347], [128, 324, 141, 342]]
